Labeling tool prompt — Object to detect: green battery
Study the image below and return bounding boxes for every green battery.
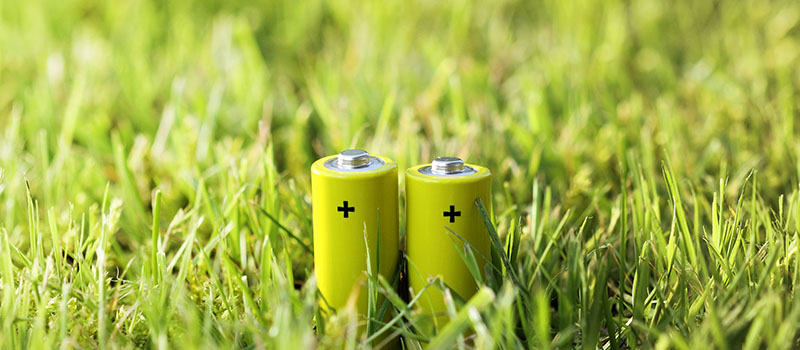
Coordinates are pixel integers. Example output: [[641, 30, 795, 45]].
[[405, 156, 492, 331], [311, 149, 399, 316]]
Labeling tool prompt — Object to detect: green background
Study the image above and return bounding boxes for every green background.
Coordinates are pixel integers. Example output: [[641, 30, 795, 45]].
[[1, 0, 799, 348]]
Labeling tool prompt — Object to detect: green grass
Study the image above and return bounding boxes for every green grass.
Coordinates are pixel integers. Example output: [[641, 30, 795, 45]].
[[1, 0, 800, 348]]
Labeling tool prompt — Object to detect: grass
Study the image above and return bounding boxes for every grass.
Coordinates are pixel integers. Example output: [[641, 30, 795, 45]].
[[1, 0, 800, 348]]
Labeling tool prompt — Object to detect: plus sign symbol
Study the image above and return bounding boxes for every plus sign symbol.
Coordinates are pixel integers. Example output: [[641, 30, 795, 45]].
[[443, 205, 461, 223], [337, 201, 355, 218]]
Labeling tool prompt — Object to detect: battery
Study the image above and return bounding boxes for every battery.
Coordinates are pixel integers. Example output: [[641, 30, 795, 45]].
[[311, 149, 399, 317], [405, 156, 492, 330]]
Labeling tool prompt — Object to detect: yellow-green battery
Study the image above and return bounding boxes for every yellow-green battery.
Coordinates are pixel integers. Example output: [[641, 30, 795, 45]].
[[405, 157, 492, 330], [311, 149, 399, 315]]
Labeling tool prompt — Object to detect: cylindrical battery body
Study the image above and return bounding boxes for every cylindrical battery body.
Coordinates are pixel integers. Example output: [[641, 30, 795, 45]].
[[311, 151, 399, 314], [405, 160, 492, 330]]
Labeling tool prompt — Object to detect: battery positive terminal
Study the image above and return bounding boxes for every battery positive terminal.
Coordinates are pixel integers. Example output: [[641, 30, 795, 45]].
[[336, 149, 371, 169], [420, 156, 476, 176], [431, 157, 465, 175], [324, 149, 385, 171]]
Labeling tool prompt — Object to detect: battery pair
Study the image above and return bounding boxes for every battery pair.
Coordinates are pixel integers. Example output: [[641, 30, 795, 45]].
[[311, 149, 491, 331]]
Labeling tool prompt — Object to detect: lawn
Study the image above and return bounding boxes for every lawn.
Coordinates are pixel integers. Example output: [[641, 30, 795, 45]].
[[1, 0, 800, 348]]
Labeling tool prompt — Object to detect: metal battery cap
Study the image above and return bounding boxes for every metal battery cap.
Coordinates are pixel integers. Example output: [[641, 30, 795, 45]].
[[419, 156, 477, 176], [323, 149, 386, 171], [431, 157, 465, 175], [337, 149, 370, 169]]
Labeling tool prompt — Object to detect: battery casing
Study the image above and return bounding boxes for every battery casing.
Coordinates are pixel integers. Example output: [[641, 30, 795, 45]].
[[405, 163, 492, 330], [311, 154, 399, 315]]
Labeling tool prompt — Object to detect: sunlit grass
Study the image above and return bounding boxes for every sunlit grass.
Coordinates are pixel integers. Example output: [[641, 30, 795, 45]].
[[1, 0, 800, 348]]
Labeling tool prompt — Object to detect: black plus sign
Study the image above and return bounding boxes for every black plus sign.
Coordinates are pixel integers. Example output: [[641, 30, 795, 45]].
[[337, 201, 355, 218], [443, 205, 461, 223]]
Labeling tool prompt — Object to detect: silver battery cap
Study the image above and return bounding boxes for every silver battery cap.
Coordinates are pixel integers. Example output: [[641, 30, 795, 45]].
[[419, 156, 477, 177], [324, 149, 386, 171]]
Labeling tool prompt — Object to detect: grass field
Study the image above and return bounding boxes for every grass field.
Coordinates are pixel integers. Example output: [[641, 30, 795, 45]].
[[1, 0, 800, 348]]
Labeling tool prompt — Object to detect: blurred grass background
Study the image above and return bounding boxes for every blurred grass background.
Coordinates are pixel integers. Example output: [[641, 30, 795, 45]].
[[1, 0, 800, 348]]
